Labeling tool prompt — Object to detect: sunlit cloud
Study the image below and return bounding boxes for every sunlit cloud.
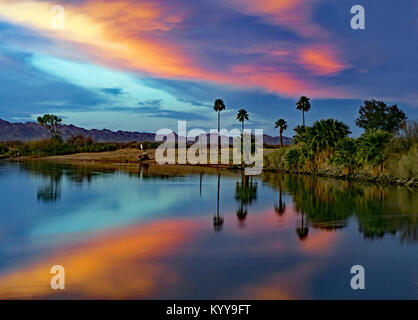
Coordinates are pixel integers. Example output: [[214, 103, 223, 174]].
[[223, 0, 327, 38], [299, 45, 349, 75], [0, 0, 350, 99]]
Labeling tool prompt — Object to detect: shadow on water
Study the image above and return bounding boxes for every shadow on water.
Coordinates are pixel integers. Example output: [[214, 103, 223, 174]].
[[262, 172, 418, 244]]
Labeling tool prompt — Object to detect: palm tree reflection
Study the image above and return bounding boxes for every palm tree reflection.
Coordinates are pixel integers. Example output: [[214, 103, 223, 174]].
[[274, 177, 286, 216], [213, 172, 224, 231], [296, 210, 309, 241], [234, 174, 257, 227]]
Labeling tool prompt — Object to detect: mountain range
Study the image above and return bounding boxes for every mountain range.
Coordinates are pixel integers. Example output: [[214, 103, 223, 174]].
[[0, 119, 292, 145]]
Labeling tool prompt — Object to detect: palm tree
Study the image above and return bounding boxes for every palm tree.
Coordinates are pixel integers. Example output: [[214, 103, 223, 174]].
[[296, 96, 311, 127], [274, 119, 288, 147], [357, 129, 392, 173], [214, 99, 226, 135], [237, 109, 249, 135], [307, 119, 351, 152]]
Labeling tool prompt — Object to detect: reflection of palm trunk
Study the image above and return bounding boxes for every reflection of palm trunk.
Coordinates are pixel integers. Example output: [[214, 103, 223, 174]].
[[200, 172, 203, 197], [213, 172, 224, 230], [217, 172, 220, 219]]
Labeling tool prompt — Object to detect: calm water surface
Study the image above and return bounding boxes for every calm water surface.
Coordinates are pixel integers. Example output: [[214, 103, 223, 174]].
[[0, 161, 417, 299]]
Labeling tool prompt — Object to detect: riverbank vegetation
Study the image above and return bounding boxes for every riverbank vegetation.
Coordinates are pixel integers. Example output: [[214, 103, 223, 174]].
[[265, 99, 417, 185]]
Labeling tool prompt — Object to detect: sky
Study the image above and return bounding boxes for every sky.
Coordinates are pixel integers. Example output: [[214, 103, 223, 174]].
[[0, 0, 416, 137]]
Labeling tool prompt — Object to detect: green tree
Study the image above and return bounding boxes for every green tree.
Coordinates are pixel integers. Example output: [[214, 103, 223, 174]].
[[37, 114, 62, 139], [355, 100, 407, 134], [332, 137, 359, 176], [213, 99, 226, 134], [236, 109, 249, 132], [307, 119, 351, 152], [274, 119, 288, 147], [357, 129, 392, 172], [293, 125, 308, 144], [237, 109, 249, 149], [296, 96, 311, 127]]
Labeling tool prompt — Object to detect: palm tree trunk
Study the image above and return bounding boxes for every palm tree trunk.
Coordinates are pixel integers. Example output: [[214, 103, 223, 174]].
[[280, 128, 283, 147], [218, 111, 220, 134], [302, 111, 305, 127], [218, 111, 220, 156]]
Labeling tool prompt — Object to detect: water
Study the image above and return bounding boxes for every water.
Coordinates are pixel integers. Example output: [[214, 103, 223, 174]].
[[0, 161, 417, 299]]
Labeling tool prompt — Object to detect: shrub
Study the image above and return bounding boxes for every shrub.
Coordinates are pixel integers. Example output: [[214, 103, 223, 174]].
[[264, 147, 287, 170], [0, 144, 8, 155], [387, 143, 418, 179], [285, 148, 300, 170], [357, 130, 392, 173]]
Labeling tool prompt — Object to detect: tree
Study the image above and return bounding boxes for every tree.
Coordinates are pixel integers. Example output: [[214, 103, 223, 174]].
[[213, 99, 226, 134], [332, 138, 359, 176], [307, 119, 351, 152], [37, 114, 62, 139], [274, 119, 288, 147], [293, 125, 308, 144], [237, 109, 249, 149], [296, 96, 311, 127], [355, 99, 407, 134], [357, 129, 392, 172]]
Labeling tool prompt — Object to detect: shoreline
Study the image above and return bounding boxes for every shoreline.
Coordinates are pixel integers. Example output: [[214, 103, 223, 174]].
[[4, 148, 417, 189]]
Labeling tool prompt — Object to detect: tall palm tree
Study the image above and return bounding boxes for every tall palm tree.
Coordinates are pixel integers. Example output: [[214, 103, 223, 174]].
[[274, 119, 288, 147], [296, 96, 311, 127], [237, 109, 249, 134], [237, 109, 249, 157], [214, 99, 226, 135]]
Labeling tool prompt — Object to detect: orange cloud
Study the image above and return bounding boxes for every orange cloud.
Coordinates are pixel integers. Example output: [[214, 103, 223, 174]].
[[0, 0, 204, 78], [300, 46, 349, 75], [224, 0, 326, 38], [0, 0, 350, 98]]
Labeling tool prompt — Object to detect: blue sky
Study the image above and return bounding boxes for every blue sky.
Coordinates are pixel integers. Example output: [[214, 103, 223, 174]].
[[0, 0, 416, 136]]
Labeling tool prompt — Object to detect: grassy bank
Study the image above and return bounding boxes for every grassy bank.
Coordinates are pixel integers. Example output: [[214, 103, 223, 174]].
[[0, 135, 162, 159], [264, 131, 418, 187]]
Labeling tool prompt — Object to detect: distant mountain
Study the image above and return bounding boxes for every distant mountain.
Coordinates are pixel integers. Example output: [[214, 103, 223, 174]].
[[0, 119, 292, 145]]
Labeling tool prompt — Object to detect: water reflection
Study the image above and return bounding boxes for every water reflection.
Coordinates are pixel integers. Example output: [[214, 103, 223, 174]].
[[274, 175, 286, 216], [262, 173, 418, 243], [213, 172, 224, 231], [234, 174, 257, 226], [0, 162, 417, 299]]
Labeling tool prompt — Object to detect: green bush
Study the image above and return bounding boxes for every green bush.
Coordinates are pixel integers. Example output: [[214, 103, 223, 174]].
[[0, 144, 9, 155], [264, 147, 287, 170], [285, 148, 300, 170]]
